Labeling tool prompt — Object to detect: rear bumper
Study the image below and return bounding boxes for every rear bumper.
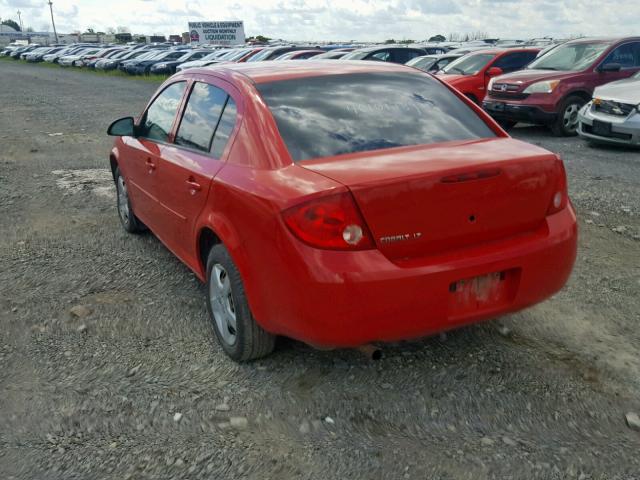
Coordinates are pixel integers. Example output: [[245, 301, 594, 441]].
[[483, 100, 557, 125], [252, 205, 578, 347]]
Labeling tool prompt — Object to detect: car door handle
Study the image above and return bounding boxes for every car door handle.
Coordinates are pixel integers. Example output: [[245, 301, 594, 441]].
[[145, 157, 156, 172], [186, 178, 202, 193]]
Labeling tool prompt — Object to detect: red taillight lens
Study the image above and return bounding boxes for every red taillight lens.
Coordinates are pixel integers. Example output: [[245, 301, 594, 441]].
[[282, 192, 375, 250], [547, 157, 568, 215]]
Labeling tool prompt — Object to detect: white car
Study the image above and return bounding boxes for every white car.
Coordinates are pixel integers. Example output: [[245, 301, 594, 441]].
[[578, 72, 640, 147]]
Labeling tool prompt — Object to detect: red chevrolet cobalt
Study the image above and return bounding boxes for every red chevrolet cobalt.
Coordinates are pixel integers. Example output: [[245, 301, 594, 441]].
[[107, 61, 577, 361]]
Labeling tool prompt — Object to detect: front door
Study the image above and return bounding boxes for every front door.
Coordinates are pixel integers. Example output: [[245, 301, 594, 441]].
[[156, 80, 240, 264], [124, 81, 187, 232]]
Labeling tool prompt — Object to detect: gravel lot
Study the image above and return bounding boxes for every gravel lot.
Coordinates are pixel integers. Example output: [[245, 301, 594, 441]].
[[1, 60, 639, 480]]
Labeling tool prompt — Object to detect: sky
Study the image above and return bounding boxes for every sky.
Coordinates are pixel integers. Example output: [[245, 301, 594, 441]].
[[0, 0, 638, 41]]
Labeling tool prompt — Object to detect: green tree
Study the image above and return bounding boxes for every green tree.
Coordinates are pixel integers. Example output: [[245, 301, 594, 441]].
[[429, 34, 446, 42], [1, 19, 21, 32], [384, 38, 396, 44]]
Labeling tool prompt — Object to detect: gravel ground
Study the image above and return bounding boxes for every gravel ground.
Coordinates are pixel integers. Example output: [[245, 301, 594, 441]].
[[1, 60, 639, 480]]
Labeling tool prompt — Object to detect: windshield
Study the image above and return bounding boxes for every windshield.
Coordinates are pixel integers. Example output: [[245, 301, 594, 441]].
[[442, 53, 495, 75], [226, 48, 252, 61], [247, 48, 279, 62], [341, 50, 370, 60], [257, 72, 495, 162], [406, 56, 437, 69], [527, 41, 610, 71]]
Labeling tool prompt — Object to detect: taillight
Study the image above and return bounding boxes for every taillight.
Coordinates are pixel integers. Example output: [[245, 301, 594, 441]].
[[547, 157, 568, 215], [282, 192, 375, 250]]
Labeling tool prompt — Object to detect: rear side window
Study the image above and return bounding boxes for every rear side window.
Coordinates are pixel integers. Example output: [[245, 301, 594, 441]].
[[175, 83, 227, 152], [211, 98, 237, 158], [139, 81, 186, 143], [393, 49, 422, 64], [257, 72, 495, 162]]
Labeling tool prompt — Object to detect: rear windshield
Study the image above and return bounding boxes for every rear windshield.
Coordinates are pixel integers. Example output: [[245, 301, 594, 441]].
[[257, 72, 495, 162]]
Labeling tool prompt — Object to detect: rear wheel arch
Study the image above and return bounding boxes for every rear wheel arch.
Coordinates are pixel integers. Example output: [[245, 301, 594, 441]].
[[197, 227, 222, 277]]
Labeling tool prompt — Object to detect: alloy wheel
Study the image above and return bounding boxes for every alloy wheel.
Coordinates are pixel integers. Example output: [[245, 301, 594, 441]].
[[209, 263, 237, 346], [562, 103, 581, 132], [116, 175, 130, 225]]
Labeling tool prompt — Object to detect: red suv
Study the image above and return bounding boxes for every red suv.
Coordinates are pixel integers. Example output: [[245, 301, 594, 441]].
[[483, 37, 640, 135]]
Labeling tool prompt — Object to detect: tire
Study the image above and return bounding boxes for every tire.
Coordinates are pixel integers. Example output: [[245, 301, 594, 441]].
[[551, 95, 587, 137], [205, 244, 276, 361], [114, 167, 145, 233]]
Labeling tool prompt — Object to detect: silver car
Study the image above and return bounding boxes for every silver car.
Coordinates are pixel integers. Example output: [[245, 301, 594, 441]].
[[578, 71, 640, 146]]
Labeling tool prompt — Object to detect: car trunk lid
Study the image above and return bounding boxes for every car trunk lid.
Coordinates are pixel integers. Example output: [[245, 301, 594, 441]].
[[301, 138, 559, 261]]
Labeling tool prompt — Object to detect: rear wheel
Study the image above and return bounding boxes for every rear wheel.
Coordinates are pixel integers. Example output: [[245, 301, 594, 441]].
[[206, 244, 276, 361], [551, 95, 586, 137]]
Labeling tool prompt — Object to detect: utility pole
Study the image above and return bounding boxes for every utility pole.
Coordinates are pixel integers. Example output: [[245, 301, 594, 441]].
[[48, 1, 58, 43], [16, 10, 23, 31]]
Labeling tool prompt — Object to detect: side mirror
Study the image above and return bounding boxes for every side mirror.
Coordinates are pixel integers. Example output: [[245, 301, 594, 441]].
[[107, 117, 136, 137], [599, 62, 622, 73], [486, 67, 503, 77]]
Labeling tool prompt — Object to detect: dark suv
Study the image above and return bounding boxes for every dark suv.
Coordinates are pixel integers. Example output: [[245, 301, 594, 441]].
[[482, 37, 640, 135], [341, 46, 427, 64]]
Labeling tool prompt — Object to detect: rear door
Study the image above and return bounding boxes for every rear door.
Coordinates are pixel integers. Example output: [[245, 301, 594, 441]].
[[122, 81, 187, 229], [156, 79, 241, 263]]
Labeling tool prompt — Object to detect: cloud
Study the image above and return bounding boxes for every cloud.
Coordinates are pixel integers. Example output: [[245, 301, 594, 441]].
[[0, 0, 638, 40]]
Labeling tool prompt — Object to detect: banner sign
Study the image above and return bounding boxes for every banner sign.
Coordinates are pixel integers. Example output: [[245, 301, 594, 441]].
[[188, 21, 245, 46]]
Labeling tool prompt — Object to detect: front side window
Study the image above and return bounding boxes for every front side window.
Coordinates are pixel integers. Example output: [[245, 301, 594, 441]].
[[139, 82, 186, 142], [369, 50, 391, 62], [175, 83, 228, 152], [493, 51, 538, 73], [527, 41, 611, 71], [442, 53, 496, 75], [601, 42, 640, 68], [258, 72, 495, 162]]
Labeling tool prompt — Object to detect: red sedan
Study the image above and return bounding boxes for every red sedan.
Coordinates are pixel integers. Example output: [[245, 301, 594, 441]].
[[107, 60, 577, 361], [437, 48, 540, 107]]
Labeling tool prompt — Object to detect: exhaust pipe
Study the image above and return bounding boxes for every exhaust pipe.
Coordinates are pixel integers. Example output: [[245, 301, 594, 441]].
[[357, 344, 382, 361]]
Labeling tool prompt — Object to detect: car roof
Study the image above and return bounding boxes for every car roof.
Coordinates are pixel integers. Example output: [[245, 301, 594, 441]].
[[464, 47, 541, 55], [565, 36, 640, 45], [184, 59, 418, 84], [351, 45, 424, 53]]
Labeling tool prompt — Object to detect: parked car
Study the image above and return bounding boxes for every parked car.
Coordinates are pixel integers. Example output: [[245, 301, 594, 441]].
[[577, 71, 640, 146], [341, 46, 426, 64], [246, 46, 316, 62], [437, 48, 540, 106], [76, 48, 124, 68], [274, 49, 325, 60], [176, 49, 235, 72], [10, 45, 38, 59], [106, 60, 577, 361], [59, 48, 102, 67], [25, 46, 65, 62], [313, 50, 350, 59], [483, 37, 640, 136], [96, 49, 153, 71], [405, 53, 463, 73], [149, 50, 211, 75], [119, 50, 168, 72], [124, 50, 189, 75]]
